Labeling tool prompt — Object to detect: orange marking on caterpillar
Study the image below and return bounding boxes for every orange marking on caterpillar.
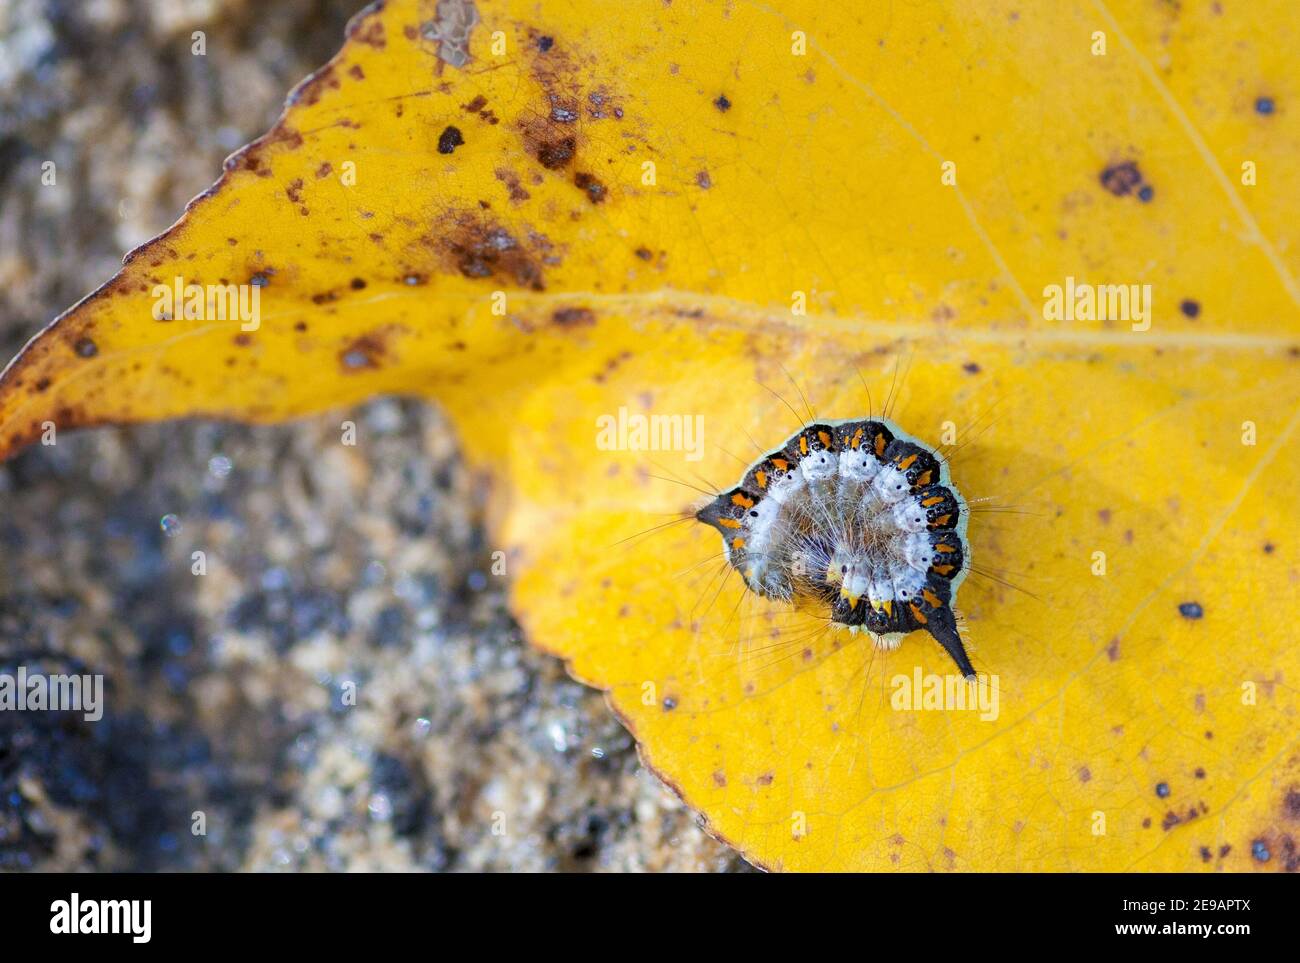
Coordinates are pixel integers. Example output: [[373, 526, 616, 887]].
[[909, 603, 927, 625], [932, 514, 952, 527], [897, 454, 918, 470], [731, 493, 755, 508], [915, 470, 932, 486], [850, 427, 864, 449], [718, 517, 741, 529], [874, 434, 887, 456], [922, 588, 942, 607], [818, 430, 832, 448], [754, 470, 768, 488], [772, 458, 789, 472], [799, 436, 809, 455], [932, 564, 955, 575]]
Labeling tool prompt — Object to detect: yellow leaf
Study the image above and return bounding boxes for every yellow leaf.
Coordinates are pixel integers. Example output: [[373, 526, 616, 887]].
[[2, 0, 1298, 871]]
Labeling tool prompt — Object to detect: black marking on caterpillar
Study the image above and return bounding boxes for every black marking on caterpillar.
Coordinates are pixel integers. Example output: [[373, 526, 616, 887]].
[[694, 417, 976, 678]]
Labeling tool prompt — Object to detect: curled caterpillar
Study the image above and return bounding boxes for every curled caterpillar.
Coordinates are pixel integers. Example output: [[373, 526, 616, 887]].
[[694, 417, 976, 678]]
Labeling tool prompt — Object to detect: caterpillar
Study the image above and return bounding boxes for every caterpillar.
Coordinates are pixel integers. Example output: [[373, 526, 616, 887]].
[[693, 415, 976, 679]]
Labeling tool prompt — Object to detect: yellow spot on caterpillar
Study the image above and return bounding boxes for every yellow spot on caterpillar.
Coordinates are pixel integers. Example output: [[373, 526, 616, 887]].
[[881, 600, 892, 617], [909, 603, 927, 624], [731, 492, 755, 508]]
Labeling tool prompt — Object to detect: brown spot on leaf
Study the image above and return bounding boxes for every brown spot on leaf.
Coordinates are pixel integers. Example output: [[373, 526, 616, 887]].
[[552, 306, 595, 328], [494, 168, 530, 202], [515, 34, 625, 171], [224, 127, 303, 176], [535, 133, 576, 170], [351, 17, 386, 48], [593, 350, 632, 383], [712, 771, 727, 787], [756, 772, 774, 786], [438, 213, 547, 290], [460, 93, 498, 124], [1100, 160, 1144, 197], [1282, 834, 1299, 872], [286, 178, 305, 204], [339, 332, 388, 371], [315, 162, 333, 179], [295, 64, 341, 107], [574, 171, 606, 203], [438, 125, 465, 154], [1284, 787, 1300, 820]]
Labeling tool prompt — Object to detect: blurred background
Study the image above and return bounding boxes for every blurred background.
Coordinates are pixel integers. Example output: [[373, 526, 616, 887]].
[[0, 0, 743, 871]]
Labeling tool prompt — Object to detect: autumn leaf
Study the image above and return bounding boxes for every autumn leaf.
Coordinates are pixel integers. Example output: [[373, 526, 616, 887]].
[[2, 0, 1298, 871]]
